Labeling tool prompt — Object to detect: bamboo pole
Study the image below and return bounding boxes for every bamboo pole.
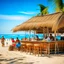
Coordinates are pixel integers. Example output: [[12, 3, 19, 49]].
[[25, 31, 26, 40], [56, 31, 59, 53], [43, 27, 45, 37], [47, 27, 50, 55], [29, 30, 31, 41], [34, 31, 36, 40], [54, 31, 57, 54], [47, 27, 49, 36]]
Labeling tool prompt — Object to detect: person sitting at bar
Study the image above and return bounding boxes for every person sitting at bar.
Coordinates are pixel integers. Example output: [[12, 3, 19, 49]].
[[42, 35, 51, 42], [46, 36, 51, 42], [42, 35, 47, 42], [49, 34, 54, 41], [35, 35, 40, 41]]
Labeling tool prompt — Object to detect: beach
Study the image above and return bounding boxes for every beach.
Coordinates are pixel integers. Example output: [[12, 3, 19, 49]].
[[0, 0, 64, 64], [0, 39, 64, 64]]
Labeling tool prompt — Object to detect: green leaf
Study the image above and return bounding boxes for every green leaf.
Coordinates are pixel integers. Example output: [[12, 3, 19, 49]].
[[38, 4, 48, 15]]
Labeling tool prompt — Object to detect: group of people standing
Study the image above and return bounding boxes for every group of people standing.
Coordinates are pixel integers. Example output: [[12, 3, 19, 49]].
[[0, 36, 21, 49], [11, 37, 21, 50]]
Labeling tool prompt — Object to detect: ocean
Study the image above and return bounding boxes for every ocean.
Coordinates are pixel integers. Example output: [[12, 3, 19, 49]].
[[0, 34, 44, 40], [0, 34, 61, 40]]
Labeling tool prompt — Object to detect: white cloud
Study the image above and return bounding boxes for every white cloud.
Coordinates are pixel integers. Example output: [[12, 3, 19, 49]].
[[19, 11, 36, 14], [0, 14, 30, 20]]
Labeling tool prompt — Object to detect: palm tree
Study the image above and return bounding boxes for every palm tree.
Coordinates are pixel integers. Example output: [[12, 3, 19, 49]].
[[48, 0, 64, 12], [37, 4, 48, 16], [55, 0, 64, 12]]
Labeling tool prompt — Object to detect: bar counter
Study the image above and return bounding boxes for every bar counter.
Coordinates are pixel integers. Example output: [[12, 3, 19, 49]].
[[21, 40, 64, 43], [20, 40, 64, 55]]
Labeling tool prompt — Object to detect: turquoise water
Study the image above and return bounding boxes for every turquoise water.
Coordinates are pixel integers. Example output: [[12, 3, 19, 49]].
[[0, 34, 61, 40], [0, 34, 44, 40]]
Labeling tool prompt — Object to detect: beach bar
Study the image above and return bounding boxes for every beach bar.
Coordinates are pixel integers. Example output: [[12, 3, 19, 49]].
[[12, 12, 64, 55]]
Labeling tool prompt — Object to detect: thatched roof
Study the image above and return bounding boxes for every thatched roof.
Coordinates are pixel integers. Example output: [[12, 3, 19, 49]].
[[12, 12, 64, 33]]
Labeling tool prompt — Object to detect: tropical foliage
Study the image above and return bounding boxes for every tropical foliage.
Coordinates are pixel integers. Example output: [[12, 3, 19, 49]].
[[37, 4, 48, 16], [37, 0, 64, 16], [48, 0, 64, 12]]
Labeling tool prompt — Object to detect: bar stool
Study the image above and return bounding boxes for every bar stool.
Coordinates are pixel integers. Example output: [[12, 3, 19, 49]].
[[63, 42, 64, 52], [33, 43, 40, 56], [60, 42, 64, 52], [50, 42, 55, 54], [58, 42, 62, 53], [42, 42, 48, 54], [21, 43, 26, 52], [26, 43, 33, 54], [59, 42, 64, 53], [39, 43, 44, 56]]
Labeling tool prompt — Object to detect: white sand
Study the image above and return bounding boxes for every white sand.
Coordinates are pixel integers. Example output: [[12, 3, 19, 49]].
[[0, 39, 64, 64]]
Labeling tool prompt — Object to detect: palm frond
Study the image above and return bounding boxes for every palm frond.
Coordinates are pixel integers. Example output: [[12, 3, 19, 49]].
[[55, 0, 63, 10], [38, 4, 48, 15], [42, 7, 49, 15], [48, 0, 64, 12], [38, 4, 46, 12]]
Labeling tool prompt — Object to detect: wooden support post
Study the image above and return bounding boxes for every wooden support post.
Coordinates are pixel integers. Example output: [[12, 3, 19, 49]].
[[54, 31, 57, 54], [29, 30, 31, 41], [43, 27, 45, 37], [47, 27, 49, 36], [34, 31, 36, 40], [47, 27, 50, 55], [55, 31, 59, 53], [25, 31, 26, 38]]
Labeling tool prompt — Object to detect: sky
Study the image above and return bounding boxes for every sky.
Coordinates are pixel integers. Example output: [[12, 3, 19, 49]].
[[0, 0, 56, 34]]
